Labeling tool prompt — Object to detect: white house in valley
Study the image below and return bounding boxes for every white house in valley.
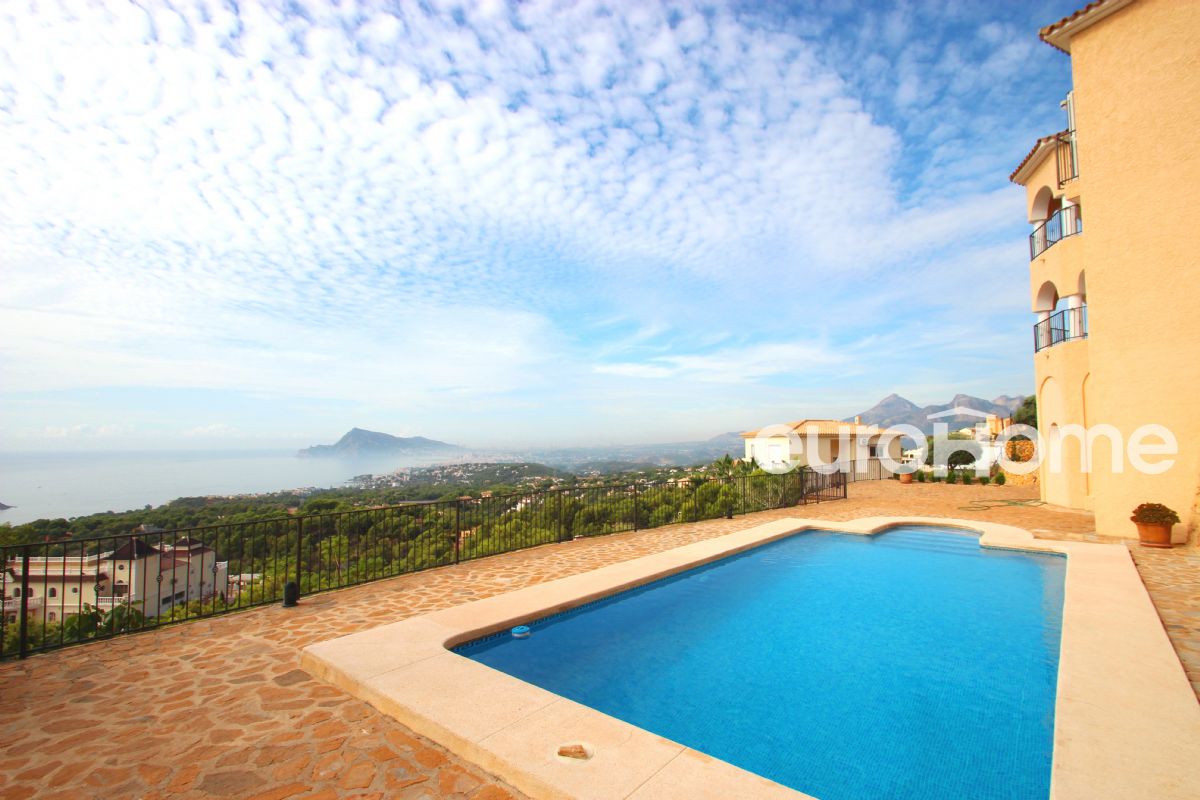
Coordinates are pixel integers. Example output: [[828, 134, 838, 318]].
[[0, 555, 109, 625], [741, 418, 903, 471], [2, 536, 229, 624]]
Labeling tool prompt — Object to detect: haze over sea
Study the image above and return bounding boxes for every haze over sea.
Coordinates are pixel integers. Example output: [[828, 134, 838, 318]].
[[0, 450, 431, 526]]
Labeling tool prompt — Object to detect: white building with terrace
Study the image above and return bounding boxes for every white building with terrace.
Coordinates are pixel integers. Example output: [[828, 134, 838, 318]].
[[2, 536, 229, 623]]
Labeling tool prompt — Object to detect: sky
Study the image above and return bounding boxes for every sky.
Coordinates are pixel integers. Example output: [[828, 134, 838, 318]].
[[0, 0, 1082, 451]]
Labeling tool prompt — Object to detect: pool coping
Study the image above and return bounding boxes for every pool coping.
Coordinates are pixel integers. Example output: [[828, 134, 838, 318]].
[[300, 517, 1200, 800]]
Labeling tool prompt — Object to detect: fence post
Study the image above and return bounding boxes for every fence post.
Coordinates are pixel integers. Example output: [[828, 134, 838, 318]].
[[740, 475, 746, 516], [555, 492, 563, 542], [454, 499, 462, 564], [632, 482, 639, 532], [297, 516, 306, 597], [281, 517, 304, 607], [18, 547, 31, 659]]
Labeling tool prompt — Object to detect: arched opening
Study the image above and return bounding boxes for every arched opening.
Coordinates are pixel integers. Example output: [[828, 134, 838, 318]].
[[1034, 280, 1059, 312], [48, 587, 57, 598], [1029, 185, 1056, 223], [1077, 270, 1087, 301]]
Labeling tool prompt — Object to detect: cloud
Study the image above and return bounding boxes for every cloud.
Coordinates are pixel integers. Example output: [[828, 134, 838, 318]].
[[0, 0, 1078, 446], [180, 423, 239, 438], [596, 340, 843, 383], [42, 424, 132, 439]]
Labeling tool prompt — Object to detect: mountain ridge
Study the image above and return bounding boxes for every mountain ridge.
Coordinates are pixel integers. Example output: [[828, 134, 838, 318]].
[[299, 427, 462, 458], [848, 393, 1025, 434]]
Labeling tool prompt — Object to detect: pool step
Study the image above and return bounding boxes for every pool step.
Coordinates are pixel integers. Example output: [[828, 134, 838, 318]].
[[876, 530, 980, 555]]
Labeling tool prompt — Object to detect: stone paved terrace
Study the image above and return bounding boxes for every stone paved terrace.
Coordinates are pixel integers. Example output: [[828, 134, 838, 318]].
[[1, 480, 1197, 800]]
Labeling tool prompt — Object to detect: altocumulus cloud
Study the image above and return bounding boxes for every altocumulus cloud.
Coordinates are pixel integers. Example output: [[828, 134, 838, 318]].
[[0, 0, 1074, 445]]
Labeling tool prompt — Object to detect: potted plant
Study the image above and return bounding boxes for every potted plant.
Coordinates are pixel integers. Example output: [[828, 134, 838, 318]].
[[1130, 503, 1180, 548], [899, 471, 914, 484]]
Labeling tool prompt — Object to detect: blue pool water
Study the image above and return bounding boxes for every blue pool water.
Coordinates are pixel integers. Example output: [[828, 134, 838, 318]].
[[455, 526, 1065, 800]]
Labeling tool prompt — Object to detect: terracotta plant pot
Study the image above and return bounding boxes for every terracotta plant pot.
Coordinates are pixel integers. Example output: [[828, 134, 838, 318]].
[[1133, 521, 1173, 548], [898, 472, 913, 485]]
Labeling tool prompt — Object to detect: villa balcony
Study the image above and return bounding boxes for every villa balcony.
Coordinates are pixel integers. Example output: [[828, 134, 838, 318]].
[[1, 596, 43, 610], [1056, 129, 1078, 187], [1034, 306, 1088, 352], [1030, 205, 1082, 259]]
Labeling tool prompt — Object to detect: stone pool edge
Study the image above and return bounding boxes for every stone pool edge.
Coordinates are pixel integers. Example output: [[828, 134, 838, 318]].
[[300, 517, 1200, 800]]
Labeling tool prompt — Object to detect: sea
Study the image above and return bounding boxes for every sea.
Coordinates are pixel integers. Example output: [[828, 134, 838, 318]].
[[0, 450, 441, 526]]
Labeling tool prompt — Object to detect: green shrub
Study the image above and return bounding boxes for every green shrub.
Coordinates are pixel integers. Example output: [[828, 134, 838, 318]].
[[995, 472, 1007, 486], [915, 471, 926, 483], [1131, 503, 1180, 525], [979, 475, 990, 485]]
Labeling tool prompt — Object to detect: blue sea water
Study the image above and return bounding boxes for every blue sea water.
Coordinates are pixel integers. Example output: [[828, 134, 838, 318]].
[[0, 450, 434, 524], [456, 526, 1066, 800]]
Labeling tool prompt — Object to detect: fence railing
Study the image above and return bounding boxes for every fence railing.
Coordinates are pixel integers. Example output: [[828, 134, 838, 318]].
[[0, 465, 882, 660], [1056, 129, 1078, 187], [1034, 306, 1088, 352], [1029, 205, 1082, 259]]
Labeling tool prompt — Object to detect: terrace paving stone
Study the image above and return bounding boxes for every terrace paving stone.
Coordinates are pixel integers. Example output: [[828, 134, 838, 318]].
[[0, 480, 1197, 799]]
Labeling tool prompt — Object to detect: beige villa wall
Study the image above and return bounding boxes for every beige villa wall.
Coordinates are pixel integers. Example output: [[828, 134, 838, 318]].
[[743, 433, 902, 469], [1035, 340, 1092, 510], [1030, 0, 1200, 542]]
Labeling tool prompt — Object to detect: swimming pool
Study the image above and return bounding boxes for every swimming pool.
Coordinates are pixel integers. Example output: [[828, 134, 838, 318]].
[[455, 525, 1066, 800]]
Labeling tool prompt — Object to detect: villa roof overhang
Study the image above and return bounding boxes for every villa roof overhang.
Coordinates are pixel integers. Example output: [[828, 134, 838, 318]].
[[3, 571, 109, 583], [741, 420, 886, 439], [1039, 0, 1136, 54], [1009, 131, 1065, 185]]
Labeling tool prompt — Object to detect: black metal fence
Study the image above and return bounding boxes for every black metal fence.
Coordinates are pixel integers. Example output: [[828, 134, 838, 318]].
[[1033, 306, 1088, 352], [0, 465, 872, 660], [1029, 204, 1082, 259]]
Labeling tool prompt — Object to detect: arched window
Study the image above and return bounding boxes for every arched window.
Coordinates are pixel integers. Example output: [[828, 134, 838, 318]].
[[48, 588, 58, 598], [48, 612, 56, 622], [12, 588, 20, 598]]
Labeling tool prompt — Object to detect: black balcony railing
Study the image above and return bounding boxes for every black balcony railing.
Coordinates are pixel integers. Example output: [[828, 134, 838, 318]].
[[1034, 306, 1088, 352], [1030, 205, 1082, 259], [0, 464, 889, 660], [1056, 130, 1078, 187]]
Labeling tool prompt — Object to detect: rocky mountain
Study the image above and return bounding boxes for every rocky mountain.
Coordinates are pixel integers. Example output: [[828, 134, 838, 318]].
[[298, 428, 462, 458], [849, 393, 1026, 434], [706, 431, 746, 449], [990, 395, 1025, 413]]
